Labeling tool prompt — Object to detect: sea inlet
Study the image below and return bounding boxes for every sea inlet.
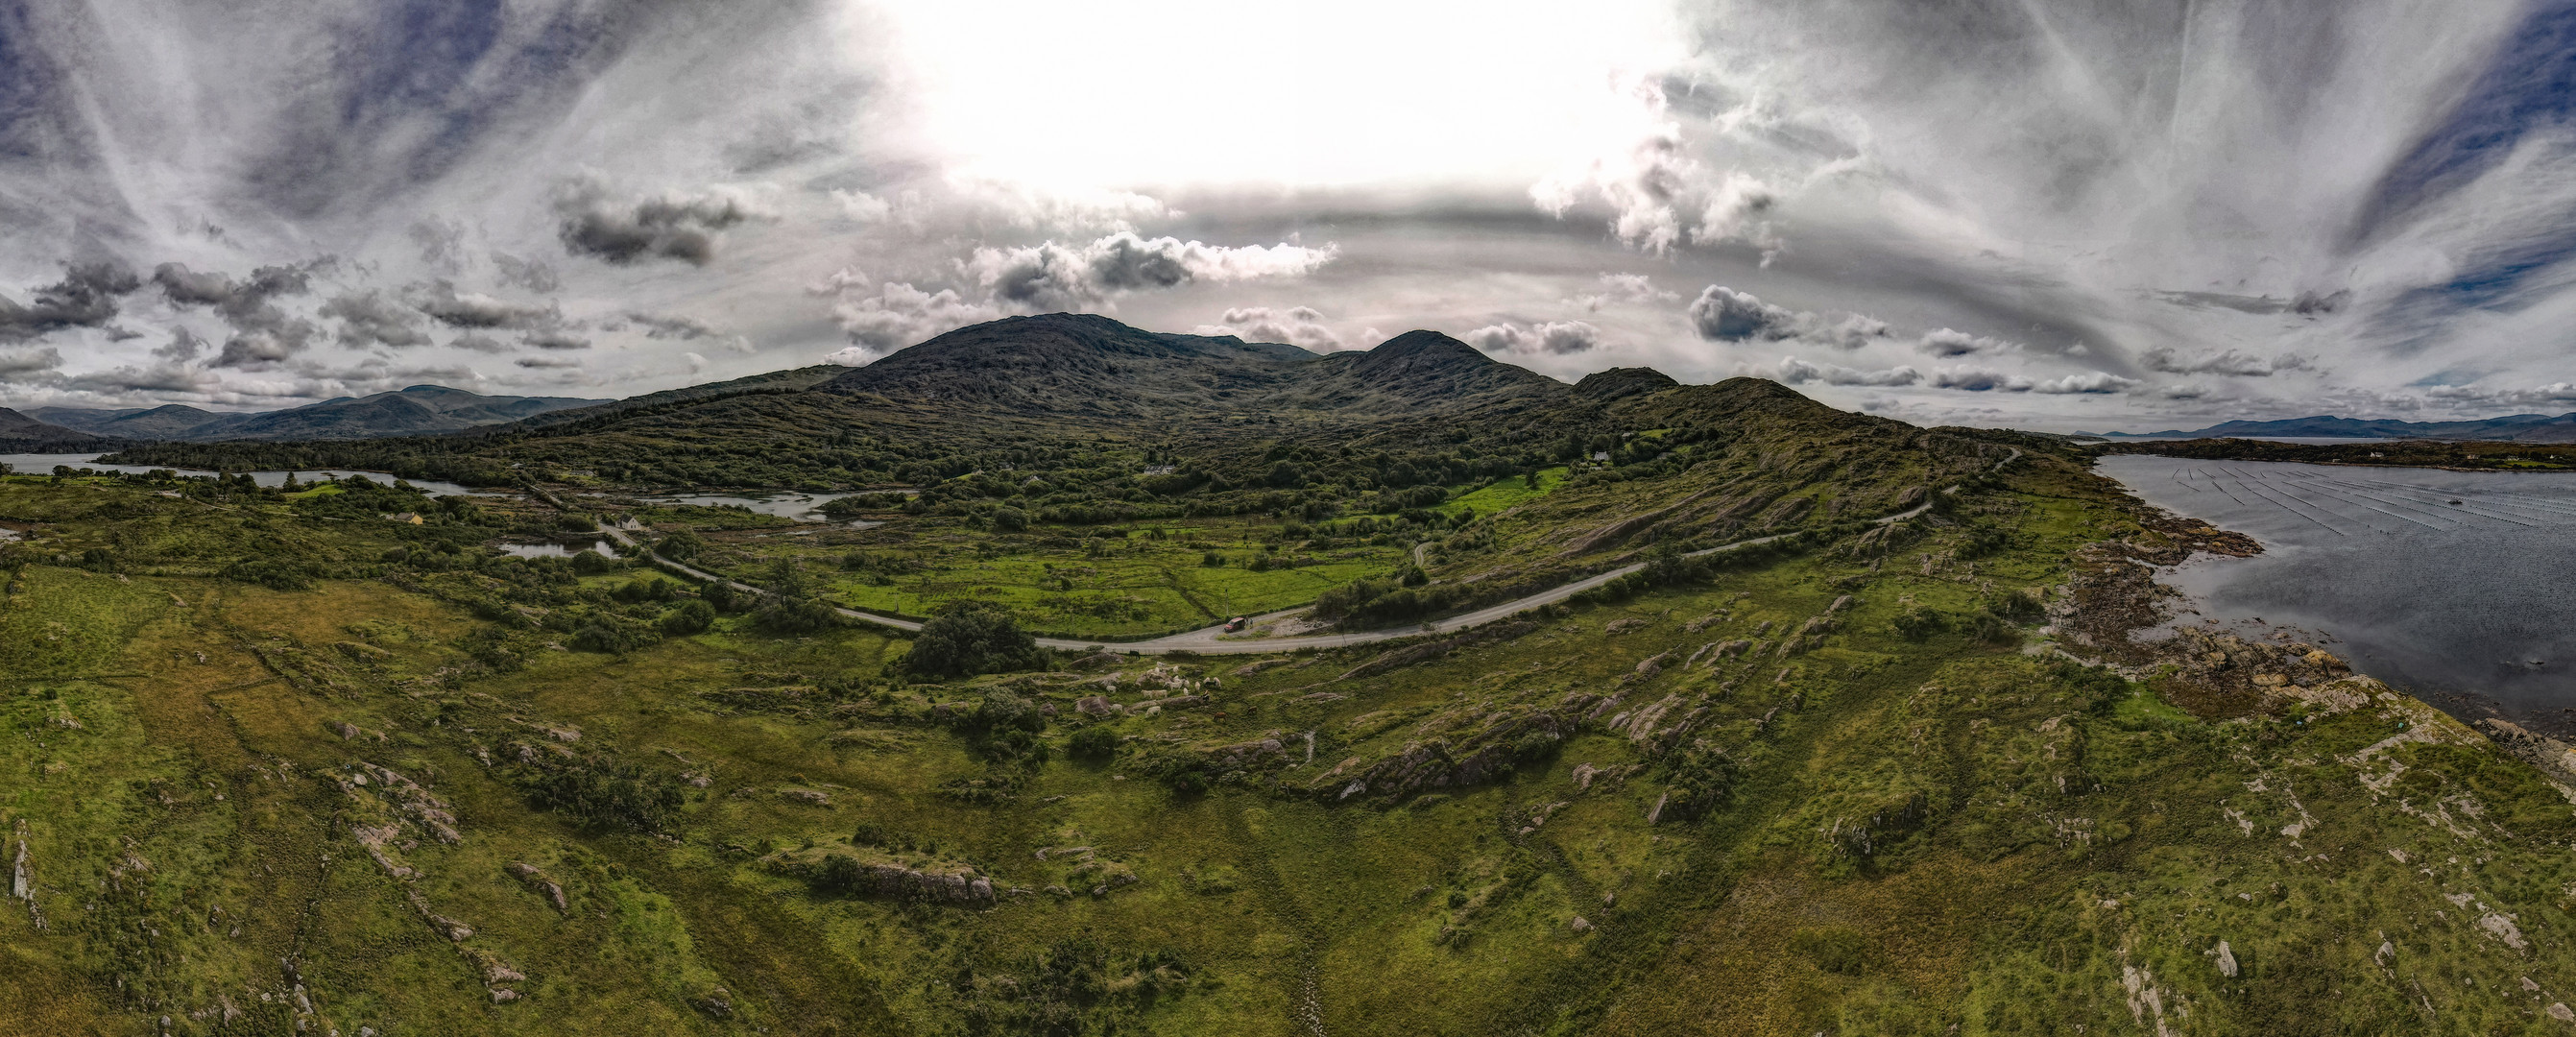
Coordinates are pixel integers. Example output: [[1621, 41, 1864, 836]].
[[2096, 455, 2576, 729]]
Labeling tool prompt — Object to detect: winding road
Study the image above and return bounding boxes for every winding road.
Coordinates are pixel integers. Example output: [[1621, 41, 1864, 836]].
[[599, 448, 2013, 657]]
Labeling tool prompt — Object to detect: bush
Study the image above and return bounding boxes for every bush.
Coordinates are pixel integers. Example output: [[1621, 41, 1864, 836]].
[[1068, 725, 1120, 760], [659, 599, 716, 637], [753, 593, 841, 635], [655, 530, 706, 561], [1892, 607, 1944, 640], [571, 549, 624, 575], [558, 512, 600, 533], [571, 615, 661, 654], [220, 559, 317, 591], [522, 757, 686, 832], [990, 506, 1028, 532], [904, 607, 1045, 678]]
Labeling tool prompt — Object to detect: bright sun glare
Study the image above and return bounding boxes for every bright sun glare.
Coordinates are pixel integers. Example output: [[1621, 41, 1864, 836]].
[[873, 0, 1688, 194]]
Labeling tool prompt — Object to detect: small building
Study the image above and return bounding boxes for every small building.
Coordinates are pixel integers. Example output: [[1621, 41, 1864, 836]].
[[383, 512, 424, 525]]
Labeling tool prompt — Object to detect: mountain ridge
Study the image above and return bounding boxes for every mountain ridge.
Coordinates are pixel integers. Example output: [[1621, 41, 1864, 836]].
[[2083, 411, 2576, 443]]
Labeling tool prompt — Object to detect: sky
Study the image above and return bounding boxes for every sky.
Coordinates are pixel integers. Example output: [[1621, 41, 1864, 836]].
[[0, 0, 2572, 432]]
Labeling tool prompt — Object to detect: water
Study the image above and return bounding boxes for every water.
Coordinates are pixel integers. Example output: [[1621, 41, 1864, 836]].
[[0, 452, 498, 497], [622, 491, 861, 521], [498, 542, 614, 559], [2097, 455, 2576, 717]]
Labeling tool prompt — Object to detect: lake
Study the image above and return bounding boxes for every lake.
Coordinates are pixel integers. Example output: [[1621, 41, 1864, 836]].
[[2096, 455, 2576, 722], [0, 452, 498, 498], [619, 491, 862, 521], [498, 542, 615, 559]]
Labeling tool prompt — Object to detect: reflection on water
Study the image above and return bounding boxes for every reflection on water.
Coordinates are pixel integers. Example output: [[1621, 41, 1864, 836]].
[[2099, 455, 2576, 717], [0, 453, 496, 497], [625, 492, 859, 521], [498, 542, 614, 559]]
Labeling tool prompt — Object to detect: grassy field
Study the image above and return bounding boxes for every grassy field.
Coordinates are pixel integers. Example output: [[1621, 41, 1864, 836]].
[[671, 516, 1412, 637], [8, 450, 2576, 1035]]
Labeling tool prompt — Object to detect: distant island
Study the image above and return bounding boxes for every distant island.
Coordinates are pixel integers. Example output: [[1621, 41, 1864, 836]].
[[2082, 411, 2576, 442]]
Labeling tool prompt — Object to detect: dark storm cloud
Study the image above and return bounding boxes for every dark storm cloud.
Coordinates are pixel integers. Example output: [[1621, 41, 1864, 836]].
[[0, 262, 142, 342], [552, 176, 766, 266]]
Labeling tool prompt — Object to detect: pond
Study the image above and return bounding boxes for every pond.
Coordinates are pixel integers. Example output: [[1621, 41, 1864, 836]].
[[2096, 454, 2576, 721], [622, 491, 865, 521], [497, 542, 615, 559], [0, 453, 500, 498]]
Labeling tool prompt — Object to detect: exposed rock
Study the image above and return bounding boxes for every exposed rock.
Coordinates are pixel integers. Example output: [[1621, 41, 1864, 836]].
[[2212, 939, 2238, 978], [1074, 696, 1120, 717], [1683, 614, 1724, 634], [1232, 659, 1291, 677], [1572, 763, 1601, 790], [1569, 916, 1594, 932], [780, 788, 833, 807], [1066, 652, 1125, 671], [1603, 618, 1649, 636], [763, 844, 999, 905], [330, 720, 361, 740], [508, 862, 569, 912]]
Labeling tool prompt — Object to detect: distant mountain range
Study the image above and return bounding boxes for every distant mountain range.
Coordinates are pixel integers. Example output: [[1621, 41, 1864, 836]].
[[2082, 412, 2576, 443], [13, 385, 610, 444]]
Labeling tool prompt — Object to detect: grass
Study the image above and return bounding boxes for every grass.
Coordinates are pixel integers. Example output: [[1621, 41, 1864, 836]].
[[9, 451, 2576, 1035], [1434, 468, 1566, 519]]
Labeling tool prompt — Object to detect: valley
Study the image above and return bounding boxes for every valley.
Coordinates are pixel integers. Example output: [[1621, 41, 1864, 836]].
[[6, 316, 2576, 1035]]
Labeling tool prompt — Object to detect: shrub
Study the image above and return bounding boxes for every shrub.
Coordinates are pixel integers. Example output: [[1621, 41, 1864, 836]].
[[521, 757, 686, 832], [1068, 725, 1120, 760], [655, 530, 706, 561], [904, 607, 1045, 678], [571, 549, 623, 575], [570, 615, 661, 654], [659, 599, 716, 637], [220, 559, 317, 591], [753, 593, 841, 635]]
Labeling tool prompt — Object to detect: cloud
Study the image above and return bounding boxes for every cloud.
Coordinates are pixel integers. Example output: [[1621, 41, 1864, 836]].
[[2137, 347, 2308, 377], [1570, 273, 1678, 312], [152, 327, 205, 362], [1683, 285, 1885, 349], [626, 313, 719, 340], [0, 263, 143, 342], [1464, 320, 1603, 355], [1927, 366, 2137, 394], [400, 279, 558, 329], [449, 332, 509, 353], [492, 253, 561, 294], [1204, 306, 1343, 351], [1530, 84, 1787, 260], [522, 329, 591, 350], [154, 262, 322, 367], [408, 216, 469, 272], [831, 188, 892, 222], [1914, 328, 2017, 358], [319, 290, 433, 349], [812, 272, 1002, 356], [2032, 372, 2141, 395], [551, 175, 774, 266], [210, 333, 299, 370], [1774, 355, 1919, 386], [515, 356, 582, 369], [968, 231, 1338, 308], [0, 347, 63, 382]]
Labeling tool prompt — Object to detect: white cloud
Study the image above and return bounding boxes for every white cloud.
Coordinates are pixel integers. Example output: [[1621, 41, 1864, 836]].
[[812, 271, 1002, 356], [1774, 355, 1919, 386], [1915, 328, 2016, 358], [2138, 347, 2309, 377], [1204, 306, 1344, 351], [1569, 272, 1678, 312], [1464, 320, 1602, 355]]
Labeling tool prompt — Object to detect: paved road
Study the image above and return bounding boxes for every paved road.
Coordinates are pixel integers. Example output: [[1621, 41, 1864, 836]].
[[602, 448, 2014, 657]]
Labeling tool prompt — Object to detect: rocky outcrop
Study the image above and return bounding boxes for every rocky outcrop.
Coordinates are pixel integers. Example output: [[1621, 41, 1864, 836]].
[[764, 844, 998, 905]]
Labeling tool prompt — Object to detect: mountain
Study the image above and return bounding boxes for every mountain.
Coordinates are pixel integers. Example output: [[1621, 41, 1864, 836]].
[[30, 403, 226, 439], [0, 406, 106, 446], [27, 385, 612, 443], [2084, 411, 2576, 442]]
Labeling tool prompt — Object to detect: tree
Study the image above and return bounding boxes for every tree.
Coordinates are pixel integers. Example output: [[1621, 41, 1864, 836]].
[[904, 607, 1045, 678], [659, 599, 715, 637]]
